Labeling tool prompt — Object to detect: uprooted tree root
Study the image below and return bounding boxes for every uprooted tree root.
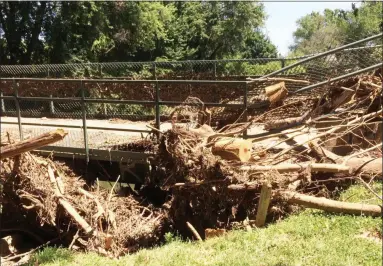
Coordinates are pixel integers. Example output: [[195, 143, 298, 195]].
[[1, 154, 166, 258]]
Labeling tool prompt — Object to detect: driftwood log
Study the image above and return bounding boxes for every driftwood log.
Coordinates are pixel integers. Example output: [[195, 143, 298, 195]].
[[278, 191, 382, 217], [0, 129, 67, 159], [309, 142, 382, 175], [47, 165, 95, 235], [247, 77, 310, 84], [186, 222, 202, 241], [240, 163, 351, 174], [227, 183, 259, 191]]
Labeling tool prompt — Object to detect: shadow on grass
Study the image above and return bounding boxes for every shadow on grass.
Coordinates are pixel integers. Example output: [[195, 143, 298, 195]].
[[28, 246, 74, 265]]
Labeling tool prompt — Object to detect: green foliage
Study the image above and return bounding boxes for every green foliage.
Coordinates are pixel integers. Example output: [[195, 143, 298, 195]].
[[339, 182, 382, 205], [289, 2, 383, 55], [0, 1, 277, 65], [31, 246, 73, 265], [243, 31, 278, 59], [164, 2, 268, 60], [164, 232, 181, 244], [0, 1, 49, 64], [222, 61, 282, 76]]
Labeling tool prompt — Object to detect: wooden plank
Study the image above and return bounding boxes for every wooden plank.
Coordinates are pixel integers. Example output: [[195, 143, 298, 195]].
[[255, 183, 272, 227]]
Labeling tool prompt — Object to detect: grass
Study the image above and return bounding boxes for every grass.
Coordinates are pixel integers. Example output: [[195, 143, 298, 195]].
[[29, 182, 382, 266]]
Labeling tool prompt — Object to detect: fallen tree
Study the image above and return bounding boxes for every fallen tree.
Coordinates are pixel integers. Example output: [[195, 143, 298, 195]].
[[308, 141, 382, 175]]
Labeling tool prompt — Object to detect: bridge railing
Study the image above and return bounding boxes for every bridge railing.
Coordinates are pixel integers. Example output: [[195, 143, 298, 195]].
[[0, 78, 252, 162]]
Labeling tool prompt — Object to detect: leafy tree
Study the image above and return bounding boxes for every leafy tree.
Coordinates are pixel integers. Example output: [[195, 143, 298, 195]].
[[0, 1, 277, 65], [0, 1, 48, 64], [289, 1, 382, 55], [164, 1, 269, 60], [243, 31, 278, 58]]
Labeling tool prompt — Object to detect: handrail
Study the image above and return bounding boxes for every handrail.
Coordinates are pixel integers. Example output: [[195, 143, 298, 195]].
[[0, 78, 250, 161], [0, 77, 250, 84]]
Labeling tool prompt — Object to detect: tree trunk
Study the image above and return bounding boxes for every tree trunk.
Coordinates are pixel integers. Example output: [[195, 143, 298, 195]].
[[345, 157, 382, 175], [0, 129, 67, 159], [309, 142, 382, 175], [22, 2, 47, 64], [240, 163, 351, 174], [278, 190, 382, 217]]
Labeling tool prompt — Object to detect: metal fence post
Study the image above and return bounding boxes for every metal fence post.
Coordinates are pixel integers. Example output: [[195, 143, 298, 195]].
[[0, 92, 5, 114], [49, 94, 55, 115], [99, 64, 103, 77], [46, 66, 55, 116], [153, 62, 157, 79], [155, 81, 160, 138], [80, 81, 89, 163], [214, 62, 217, 78], [243, 82, 248, 139], [13, 79, 23, 140]]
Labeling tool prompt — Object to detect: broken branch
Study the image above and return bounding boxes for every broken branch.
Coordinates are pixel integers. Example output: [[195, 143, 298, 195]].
[[0, 129, 67, 159], [186, 221, 202, 241]]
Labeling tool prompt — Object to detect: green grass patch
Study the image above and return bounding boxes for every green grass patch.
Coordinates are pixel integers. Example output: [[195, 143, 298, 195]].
[[339, 182, 382, 205], [29, 182, 382, 266]]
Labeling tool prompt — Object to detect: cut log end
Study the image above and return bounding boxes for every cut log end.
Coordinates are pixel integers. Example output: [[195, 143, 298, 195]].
[[264, 82, 288, 104], [212, 137, 253, 162]]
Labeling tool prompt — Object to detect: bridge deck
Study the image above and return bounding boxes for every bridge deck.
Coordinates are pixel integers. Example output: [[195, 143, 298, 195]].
[[1, 116, 321, 163], [1, 116, 269, 157], [1, 116, 172, 149]]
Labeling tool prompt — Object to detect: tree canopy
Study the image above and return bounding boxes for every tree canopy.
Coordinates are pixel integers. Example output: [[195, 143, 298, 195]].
[[0, 1, 277, 65], [289, 1, 383, 55]]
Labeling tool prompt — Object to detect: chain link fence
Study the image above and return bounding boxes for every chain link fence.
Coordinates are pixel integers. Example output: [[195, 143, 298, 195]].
[[253, 33, 382, 93], [248, 33, 382, 122], [0, 58, 304, 79], [0, 79, 248, 122], [1, 33, 381, 122]]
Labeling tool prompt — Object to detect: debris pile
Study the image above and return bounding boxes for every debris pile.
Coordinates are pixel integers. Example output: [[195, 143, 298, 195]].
[[1, 72, 382, 263], [1, 153, 166, 262], [153, 72, 382, 235]]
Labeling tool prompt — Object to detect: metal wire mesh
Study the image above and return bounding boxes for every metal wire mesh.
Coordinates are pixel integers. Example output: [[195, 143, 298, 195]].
[[248, 33, 383, 122], [255, 33, 382, 94], [0, 58, 298, 79]]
